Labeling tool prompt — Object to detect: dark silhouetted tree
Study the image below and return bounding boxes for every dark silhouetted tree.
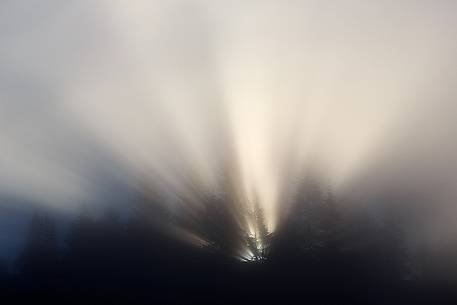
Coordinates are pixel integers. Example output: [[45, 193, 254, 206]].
[[17, 213, 60, 290]]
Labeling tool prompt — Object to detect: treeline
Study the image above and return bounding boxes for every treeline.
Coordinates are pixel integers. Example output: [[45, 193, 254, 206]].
[[1, 181, 456, 304]]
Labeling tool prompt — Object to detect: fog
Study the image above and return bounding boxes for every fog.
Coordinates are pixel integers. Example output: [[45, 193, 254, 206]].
[[1, 1, 456, 248]]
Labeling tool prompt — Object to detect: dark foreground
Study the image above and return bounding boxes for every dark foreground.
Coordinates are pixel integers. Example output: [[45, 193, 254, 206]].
[[1, 233, 456, 305], [1, 187, 456, 305]]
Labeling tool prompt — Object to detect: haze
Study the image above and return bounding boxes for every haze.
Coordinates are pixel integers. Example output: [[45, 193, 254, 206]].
[[1, 1, 456, 250]]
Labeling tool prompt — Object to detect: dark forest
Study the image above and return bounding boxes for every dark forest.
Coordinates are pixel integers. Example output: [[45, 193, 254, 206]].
[[1, 180, 455, 305]]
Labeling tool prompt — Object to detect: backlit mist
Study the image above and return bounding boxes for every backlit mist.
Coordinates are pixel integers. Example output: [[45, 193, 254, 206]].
[[1, 0, 457, 272]]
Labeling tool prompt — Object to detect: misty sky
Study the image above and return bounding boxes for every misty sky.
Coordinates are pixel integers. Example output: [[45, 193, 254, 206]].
[[1, 1, 457, 259]]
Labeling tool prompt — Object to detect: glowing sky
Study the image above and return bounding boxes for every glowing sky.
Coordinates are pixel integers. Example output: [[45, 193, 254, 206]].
[[1, 1, 457, 236]]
